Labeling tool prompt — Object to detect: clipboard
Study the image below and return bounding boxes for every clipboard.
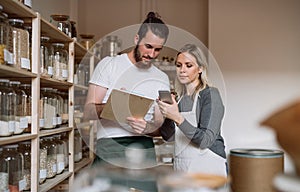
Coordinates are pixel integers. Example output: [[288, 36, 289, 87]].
[[100, 89, 154, 123]]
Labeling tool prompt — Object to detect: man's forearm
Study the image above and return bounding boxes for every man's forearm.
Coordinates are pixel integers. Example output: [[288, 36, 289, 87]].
[[83, 103, 105, 121]]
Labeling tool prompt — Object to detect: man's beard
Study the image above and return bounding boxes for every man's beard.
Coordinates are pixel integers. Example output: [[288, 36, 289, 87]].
[[134, 45, 153, 69]]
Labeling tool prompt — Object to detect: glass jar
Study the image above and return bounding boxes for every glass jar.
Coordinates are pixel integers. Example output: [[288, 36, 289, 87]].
[[59, 91, 68, 125], [19, 84, 31, 133], [79, 34, 95, 50], [101, 35, 121, 58], [0, 147, 9, 192], [76, 63, 86, 86], [44, 136, 57, 179], [39, 138, 47, 184], [74, 129, 82, 162], [52, 43, 68, 81], [0, 79, 16, 137], [0, 5, 9, 65], [51, 89, 63, 127], [61, 132, 69, 168], [18, 141, 31, 190], [8, 18, 30, 70], [2, 144, 26, 192], [70, 20, 77, 39], [54, 134, 65, 174], [50, 14, 71, 37], [40, 88, 56, 129], [40, 36, 53, 77], [18, 0, 32, 8], [10, 81, 28, 135]]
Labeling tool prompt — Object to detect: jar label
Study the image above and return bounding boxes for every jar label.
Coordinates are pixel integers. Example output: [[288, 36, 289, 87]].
[[24, 0, 32, 7], [62, 69, 68, 78], [48, 66, 53, 75], [39, 169, 47, 179], [19, 117, 29, 129], [39, 119, 45, 128], [8, 121, 15, 132], [0, 121, 12, 136], [21, 58, 31, 70], [19, 178, 26, 191], [52, 117, 57, 126], [57, 117, 62, 125]]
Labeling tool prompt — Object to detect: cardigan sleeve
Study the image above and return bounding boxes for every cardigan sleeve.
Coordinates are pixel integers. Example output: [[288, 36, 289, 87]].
[[177, 87, 225, 149]]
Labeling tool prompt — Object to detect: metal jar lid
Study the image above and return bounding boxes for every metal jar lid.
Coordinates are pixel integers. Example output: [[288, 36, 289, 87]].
[[230, 148, 284, 158]]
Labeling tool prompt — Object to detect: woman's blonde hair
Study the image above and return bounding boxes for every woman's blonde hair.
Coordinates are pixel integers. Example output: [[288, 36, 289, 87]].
[[175, 44, 209, 99]]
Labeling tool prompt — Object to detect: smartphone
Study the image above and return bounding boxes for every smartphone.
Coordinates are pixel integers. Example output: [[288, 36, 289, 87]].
[[159, 90, 173, 104]]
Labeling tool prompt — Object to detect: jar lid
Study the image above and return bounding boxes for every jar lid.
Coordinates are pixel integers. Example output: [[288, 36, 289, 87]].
[[50, 14, 69, 21], [52, 43, 65, 47], [230, 148, 284, 158], [20, 83, 31, 87], [41, 36, 50, 41], [3, 144, 19, 148], [80, 34, 94, 39], [9, 81, 21, 85], [8, 18, 24, 24], [0, 79, 9, 83]]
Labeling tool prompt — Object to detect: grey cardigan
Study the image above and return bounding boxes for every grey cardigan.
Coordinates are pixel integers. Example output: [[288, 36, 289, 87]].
[[160, 86, 226, 159]]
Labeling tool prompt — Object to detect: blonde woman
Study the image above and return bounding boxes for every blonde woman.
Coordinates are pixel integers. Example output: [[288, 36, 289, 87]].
[[157, 44, 227, 176]]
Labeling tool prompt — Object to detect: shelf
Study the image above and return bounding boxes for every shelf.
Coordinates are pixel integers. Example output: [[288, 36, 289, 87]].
[[74, 41, 89, 59], [40, 77, 73, 91], [39, 171, 72, 192], [0, 65, 37, 78], [0, 133, 38, 145], [74, 84, 89, 91], [1, 0, 36, 18], [39, 127, 73, 137], [74, 158, 93, 173]]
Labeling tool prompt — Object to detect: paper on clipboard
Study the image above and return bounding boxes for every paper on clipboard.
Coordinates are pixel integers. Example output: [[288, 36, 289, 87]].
[[100, 89, 154, 123]]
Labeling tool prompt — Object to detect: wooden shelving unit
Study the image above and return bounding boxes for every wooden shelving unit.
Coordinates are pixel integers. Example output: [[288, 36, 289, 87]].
[[0, 0, 96, 191]]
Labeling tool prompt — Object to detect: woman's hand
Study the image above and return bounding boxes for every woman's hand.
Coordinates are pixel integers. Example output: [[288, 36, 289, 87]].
[[157, 95, 184, 125]]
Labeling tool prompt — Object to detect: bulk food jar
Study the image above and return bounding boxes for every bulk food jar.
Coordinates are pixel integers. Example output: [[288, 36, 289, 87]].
[[0, 79, 16, 137], [18, 141, 31, 190], [10, 81, 28, 135], [8, 18, 30, 71], [50, 14, 71, 37], [40, 36, 53, 77], [51, 88, 63, 127], [39, 137, 47, 184], [61, 132, 69, 168], [40, 88, 57, 129], [44, 136, 58, 179], [74, 129, 82, 162], [51, 43, 68, 81], [0, 5, 9, 65], [2, 144, 26, 192], [0, 147, 9, 192], [53, 134, 65, 174], [19, 83, 31, 133]]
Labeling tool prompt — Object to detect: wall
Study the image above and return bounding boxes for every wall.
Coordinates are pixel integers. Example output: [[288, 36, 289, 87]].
[[76, 0, 208, 45], [32, 0, 74, 21], [209, 0, 300, 173]]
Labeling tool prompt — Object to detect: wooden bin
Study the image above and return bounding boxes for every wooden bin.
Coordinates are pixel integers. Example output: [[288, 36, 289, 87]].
[[229, 148, 284, 192]]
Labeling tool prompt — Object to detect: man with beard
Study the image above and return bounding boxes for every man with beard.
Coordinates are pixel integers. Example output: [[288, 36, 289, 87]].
[[84, 11, 170, 172]]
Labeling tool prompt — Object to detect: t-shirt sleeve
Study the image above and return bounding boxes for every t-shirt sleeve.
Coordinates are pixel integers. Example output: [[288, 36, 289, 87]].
[[89, 56, 113, 88]]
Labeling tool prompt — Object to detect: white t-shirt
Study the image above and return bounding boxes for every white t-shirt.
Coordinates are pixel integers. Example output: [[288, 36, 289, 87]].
[[89, 53, 170, 138]]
